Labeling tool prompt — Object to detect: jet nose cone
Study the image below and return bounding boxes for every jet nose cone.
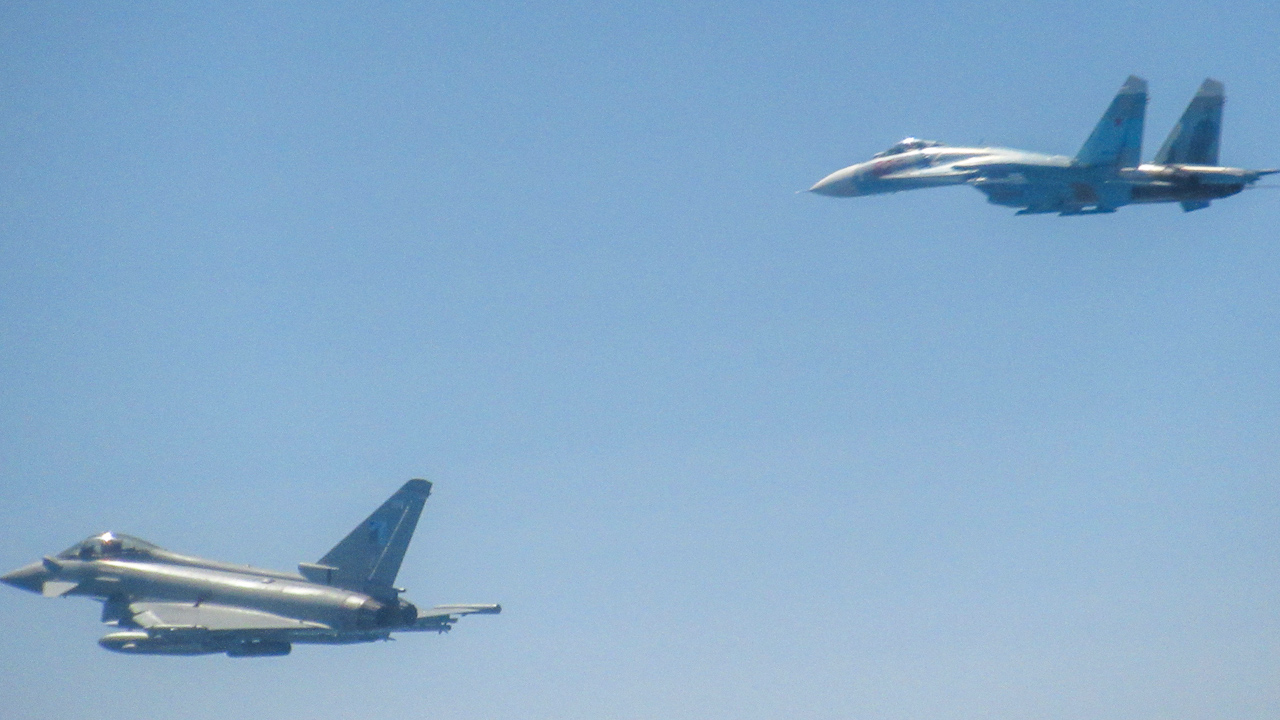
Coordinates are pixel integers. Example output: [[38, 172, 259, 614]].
[[808, 167, 860, 197], [808, 178, 836, 195], [1, 561, 49, 594]]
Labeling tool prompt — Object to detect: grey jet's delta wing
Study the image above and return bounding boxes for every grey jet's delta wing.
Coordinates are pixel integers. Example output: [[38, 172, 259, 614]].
[[0, 479, 500, 657], [809, 76, 1276, 215]]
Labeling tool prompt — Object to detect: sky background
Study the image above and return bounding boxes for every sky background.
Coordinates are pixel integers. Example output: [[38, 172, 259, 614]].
[[2, 2, 1279, 719]]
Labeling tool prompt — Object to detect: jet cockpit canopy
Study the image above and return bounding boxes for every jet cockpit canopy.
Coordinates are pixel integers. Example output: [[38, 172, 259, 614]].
[[873, 137, 944, 158], [58, 532, 163, 560]]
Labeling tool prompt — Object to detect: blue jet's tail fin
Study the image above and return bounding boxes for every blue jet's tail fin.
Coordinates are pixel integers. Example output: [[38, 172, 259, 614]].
[[303, 480, 431, 598], [1075, 75, 1147, 168], [1154, 78, 1224, 166]]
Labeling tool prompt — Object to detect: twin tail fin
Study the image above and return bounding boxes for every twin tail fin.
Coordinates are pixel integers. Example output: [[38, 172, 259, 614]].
[[1075, 75, 1148, 168], [1154, 78, 1224, 166]]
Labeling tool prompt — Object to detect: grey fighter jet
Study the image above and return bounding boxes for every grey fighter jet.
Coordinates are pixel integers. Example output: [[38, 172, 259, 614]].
[[1, 479, 500, 657], [809, 76, 1276, 215]]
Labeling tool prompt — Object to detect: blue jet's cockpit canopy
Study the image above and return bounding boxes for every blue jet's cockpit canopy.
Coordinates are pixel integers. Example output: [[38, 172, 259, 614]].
[[872, 137, 944, 158], [57, 532, 162, 561]]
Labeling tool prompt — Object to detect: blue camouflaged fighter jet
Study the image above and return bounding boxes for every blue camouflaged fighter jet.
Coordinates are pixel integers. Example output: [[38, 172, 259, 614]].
[[1, 480, 500, 657], [810, 76, 1276, 215]]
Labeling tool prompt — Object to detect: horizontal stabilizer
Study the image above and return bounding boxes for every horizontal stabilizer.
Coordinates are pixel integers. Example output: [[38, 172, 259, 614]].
[[1076, 75, 1147, 168], [1155, 79, 1224, 165]]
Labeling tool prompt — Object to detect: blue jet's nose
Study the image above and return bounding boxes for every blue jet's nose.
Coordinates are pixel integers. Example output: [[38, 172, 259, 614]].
[[808, 166, 861, 197], [1, 561, 49, 594]]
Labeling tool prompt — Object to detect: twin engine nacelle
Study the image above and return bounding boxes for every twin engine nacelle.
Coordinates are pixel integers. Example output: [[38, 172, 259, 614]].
[[1135, 164, 1251, 186]]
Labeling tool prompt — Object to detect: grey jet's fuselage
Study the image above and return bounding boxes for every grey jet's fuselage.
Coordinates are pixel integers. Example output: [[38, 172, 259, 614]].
[[11, 549, 401, 635], [1, 480, 500, 657]]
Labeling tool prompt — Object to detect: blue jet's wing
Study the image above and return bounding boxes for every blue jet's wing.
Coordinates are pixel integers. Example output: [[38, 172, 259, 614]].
[[971, 178, 1125, 215]]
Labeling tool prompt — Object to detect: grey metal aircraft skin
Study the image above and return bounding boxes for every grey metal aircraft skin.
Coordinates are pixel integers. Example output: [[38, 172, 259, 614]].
[[0, 479, 499, 657], [810, 76, 1276, 215]]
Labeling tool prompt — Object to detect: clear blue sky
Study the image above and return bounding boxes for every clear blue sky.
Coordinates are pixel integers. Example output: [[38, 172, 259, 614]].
[[2, 2, 1278, 719]]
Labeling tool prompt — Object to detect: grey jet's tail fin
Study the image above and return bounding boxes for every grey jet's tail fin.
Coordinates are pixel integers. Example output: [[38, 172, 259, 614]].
[[300, 479, 431, 599], [1154, 78, 1224, 165], [1075, 75, 1147, 168]]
